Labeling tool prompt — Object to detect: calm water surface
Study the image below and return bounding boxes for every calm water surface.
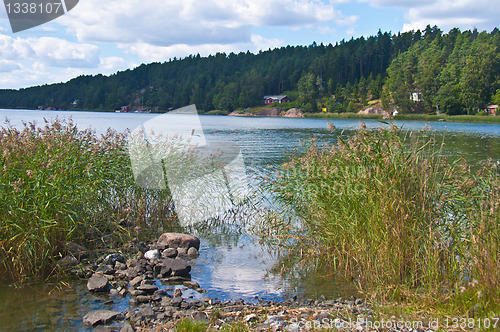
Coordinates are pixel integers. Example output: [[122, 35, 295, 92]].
[[0, 109, 499, 331]]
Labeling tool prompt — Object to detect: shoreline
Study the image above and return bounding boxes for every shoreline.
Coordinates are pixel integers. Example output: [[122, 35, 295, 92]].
[[3, 107, 499, 124]]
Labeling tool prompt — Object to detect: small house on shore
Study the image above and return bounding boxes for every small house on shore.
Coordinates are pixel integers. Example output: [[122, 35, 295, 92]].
[[486, 105, 498, 116], [263, 95, 291, 105]]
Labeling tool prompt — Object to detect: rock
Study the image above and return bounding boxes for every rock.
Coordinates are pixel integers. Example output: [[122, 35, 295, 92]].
[[157, 233, 200, 250], [157, 258, 191, 277], [66, 241, 88, 259], [283, 108, 304, 118], [170, 297, 183, 307], [83, 310, 124, 326], [130, 290, 146, 297], [129, 276, 142, 287], [245, 313, 257, 322], [120, 321, 135, 332], [162, 248, 177, 258], [87, 274, 110, 292], [135, 295, 150, 303], [92, 326, 120, 332], [115, 261, 127, 270], [173, 288, 183, 298], [104, 253, 125, 265], [136, 242, 148, 252], [183, 281, 200, 289], [187, 247, 199, 259], [133, 306, 155, 322], [358, 106, 389, 117], [58, 255, 79, 267], [96, 264, 115, 275], [136, 284, 158, 295], [144, 249, 160, 260]]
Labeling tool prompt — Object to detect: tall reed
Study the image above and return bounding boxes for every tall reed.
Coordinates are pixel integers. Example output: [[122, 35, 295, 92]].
[[261, 123, 500, 312], [0, 119, 175, 282]]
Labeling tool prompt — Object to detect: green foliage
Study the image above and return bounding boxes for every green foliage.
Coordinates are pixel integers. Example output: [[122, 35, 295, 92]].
[[0, 119, 175, 282], [0, 29, 420, 112], [387, 27, 500, 115], [176, 318, 208, 332], [261, 125, 500, 313]]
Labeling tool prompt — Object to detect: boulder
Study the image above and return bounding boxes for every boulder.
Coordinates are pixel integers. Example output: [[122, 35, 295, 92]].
[[157, 233, 200, 250], [187, 247, 199, 259], [283, 108, 304, 118], [157, 258, 191, 277], [87, 274, 110, 292], [83, 310, 123, 326]]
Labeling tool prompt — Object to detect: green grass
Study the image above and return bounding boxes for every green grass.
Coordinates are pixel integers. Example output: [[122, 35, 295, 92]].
[[260, 123, 500, 315], [304, 111, 500, 123], [0, 119, 175, 283]]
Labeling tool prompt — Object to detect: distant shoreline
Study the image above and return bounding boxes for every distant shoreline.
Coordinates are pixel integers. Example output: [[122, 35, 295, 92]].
[[2, 108, 499, 124]]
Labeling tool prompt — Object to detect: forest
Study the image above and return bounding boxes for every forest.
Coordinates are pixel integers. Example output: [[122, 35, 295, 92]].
[[0, 25, 499, 115]]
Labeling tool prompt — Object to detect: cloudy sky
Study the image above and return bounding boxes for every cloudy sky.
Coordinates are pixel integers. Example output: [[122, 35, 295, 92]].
[[0, 0, 498, 89]]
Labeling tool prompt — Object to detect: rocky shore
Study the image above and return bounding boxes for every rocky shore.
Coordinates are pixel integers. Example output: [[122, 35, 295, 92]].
[[62, 233, 437, 332], [228, 107, 304, 118]]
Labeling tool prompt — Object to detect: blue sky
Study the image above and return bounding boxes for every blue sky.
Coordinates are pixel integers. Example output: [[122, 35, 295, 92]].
[[0, 0, 498, 89]]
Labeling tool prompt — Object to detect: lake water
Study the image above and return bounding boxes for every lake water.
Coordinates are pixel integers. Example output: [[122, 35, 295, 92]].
[[0, 109, 499, 331]]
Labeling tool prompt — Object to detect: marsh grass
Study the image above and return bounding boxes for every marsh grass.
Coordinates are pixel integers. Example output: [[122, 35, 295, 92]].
[[0, 119, 176, 283], [260, 123, 500, 314]]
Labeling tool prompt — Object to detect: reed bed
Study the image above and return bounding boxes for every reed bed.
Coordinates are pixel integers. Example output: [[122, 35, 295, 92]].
[[260, 123, 500, 314], [0, 119, 175, 283]]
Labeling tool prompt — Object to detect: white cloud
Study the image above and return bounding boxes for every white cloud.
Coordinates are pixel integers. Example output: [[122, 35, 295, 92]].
[[0, 34, 99, 67], [124, 34, 284, 62], [0, 33, 134, 88], [402, 0, 500, 32], [59, 0, 347, 46], [361, 0, 499, 32], [0, 60, 21, 72]]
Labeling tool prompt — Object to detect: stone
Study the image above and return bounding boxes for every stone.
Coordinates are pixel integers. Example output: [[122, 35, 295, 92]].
[[144, 249, 160, 260], [104, 253, 125, 265], [157, 233, 200, 250], [58, 255, 79, 266], [92, 326, 120, 332], [136, 295, 151, 303], [130, 290, 146, 297], [96, 264, 115, 275], [120, 321, 135, 332], [87, 274, 110, 292], [133, 306, 155, 322], [187, 247, 199, 259], [159, 258, 191, 277], [183, 281, 200, 289], [65, 241, 88, 259], [115, 261, 127, 270], [170, 297, 183, 307], [162, 248, 177, 258], [129, 276, 142, 287], [136, 284, 158, 295], [173, 288, 182, 298], [83, 310, 124, 326]]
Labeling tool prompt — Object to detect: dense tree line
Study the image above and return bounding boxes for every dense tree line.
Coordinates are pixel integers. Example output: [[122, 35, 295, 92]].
[[1, 26, 498, 115], [386, 26, 500, 114]]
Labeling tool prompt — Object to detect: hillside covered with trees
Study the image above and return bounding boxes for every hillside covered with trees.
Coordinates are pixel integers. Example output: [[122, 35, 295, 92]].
[[1, 26, 499, 115]]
